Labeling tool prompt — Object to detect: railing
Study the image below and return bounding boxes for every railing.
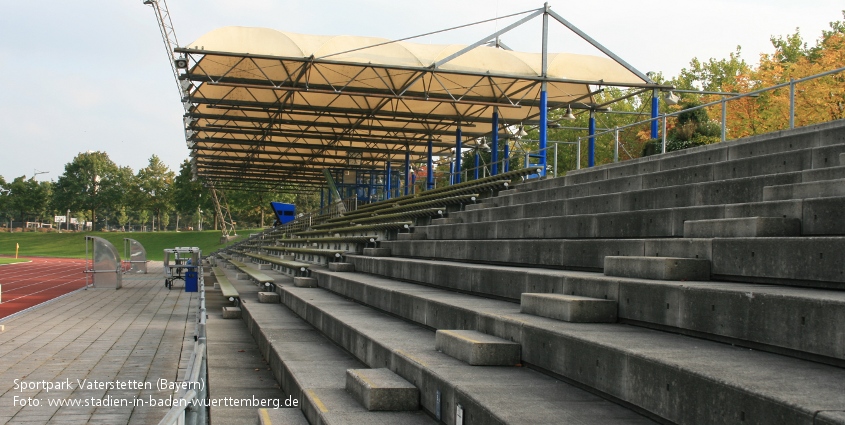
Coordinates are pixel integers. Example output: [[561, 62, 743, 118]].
[[158, 273, 208, 425]]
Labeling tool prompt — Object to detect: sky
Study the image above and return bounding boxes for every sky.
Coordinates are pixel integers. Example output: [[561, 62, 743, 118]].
[[0, 0, 842, 183]]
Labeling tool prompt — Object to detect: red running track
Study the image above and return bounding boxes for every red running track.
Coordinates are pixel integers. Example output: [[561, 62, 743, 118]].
[[0, 257, 88, 319]]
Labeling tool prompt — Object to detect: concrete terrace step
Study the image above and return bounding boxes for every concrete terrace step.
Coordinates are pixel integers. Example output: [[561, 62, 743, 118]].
[[520, 293, 617, 323], [604, 256, 711, 281], [276, 285, 656, 424], [308, 269, 845, 424], [683, 217, 802, 238], [562, 119, 845, 185], [435, 329, 521, 366], [240, 297, 435, 425], [380, 237, 845, 288], [421, 197, 845, 239], [324, 262, 845, 365], [763, 178, 845, 201], [346, 368, 419, 411]]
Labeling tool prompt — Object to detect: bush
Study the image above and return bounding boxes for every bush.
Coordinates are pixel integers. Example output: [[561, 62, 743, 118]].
[[642, 139, 663, 157], [697, 121, 722, 138]]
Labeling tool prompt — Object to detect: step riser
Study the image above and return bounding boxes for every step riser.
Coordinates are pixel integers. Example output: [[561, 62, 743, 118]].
[[310, 271, 837, 424], [382, 238, 845, 287], [763, 178, 845, 201], [604, 256, 711, 281], [683, 217, 802, 238], [328, 263, 845, 365]]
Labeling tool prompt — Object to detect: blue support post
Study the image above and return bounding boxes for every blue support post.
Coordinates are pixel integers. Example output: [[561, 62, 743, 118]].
[[588, 111, 596, 167], [404, 151, 410, 196], [651, 89, 659, 139], [474, 151, 480, 180], [455, 126, 462, 184], [491, 110, 499, 175], [385, 161, 392, 200], [539, 88, 548, 176], [448, 161, 454, 185], [411, 173, 416, 194], [427, 138, 434, 190]]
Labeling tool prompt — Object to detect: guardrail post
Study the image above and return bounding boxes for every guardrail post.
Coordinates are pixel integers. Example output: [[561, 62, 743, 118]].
[[789, 78, 795, 129], [661, 114, 668, 154], [426, 138, 434, 190], [576, 138, 581, 170], [613, 128, 619, 162], [491, 109, 499, 176], [588, 110, 596, 167], [455, 125, 462, 183], [721, 99, 727, 142], [553, 142, 558, 177]]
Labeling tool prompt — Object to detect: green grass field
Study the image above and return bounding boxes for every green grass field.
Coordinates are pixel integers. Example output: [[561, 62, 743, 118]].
[[0, 258, 30, 265], [0, 230, 262, 261]]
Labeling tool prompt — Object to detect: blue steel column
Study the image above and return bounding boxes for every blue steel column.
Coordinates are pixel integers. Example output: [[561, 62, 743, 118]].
[[427, 137, 434, 190], [448, 162, 454, 185], [491, 110, 499, 175], [385, 161, 392, 200], [474, 151, 480, 180], [455, 125, 462, 183], [539, 88, 548, 176], [651, 89, 659, 139], [404, 151, 410, 196], [588, 110, 596, 167]]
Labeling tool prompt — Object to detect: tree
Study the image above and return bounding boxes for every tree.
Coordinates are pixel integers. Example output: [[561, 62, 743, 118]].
[[7, 176, 52, 223], [52, 151, 123, 230], [136, 155, 175, 231], [172, 160, 211, 228]]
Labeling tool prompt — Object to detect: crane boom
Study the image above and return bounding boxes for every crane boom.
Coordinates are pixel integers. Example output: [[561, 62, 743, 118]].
[[142, 0, 237, 241]]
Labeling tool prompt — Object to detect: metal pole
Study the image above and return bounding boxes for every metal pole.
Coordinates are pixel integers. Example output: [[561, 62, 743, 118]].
[[651, 89, 659, 139], [539, 5, 549, 177], [455, 126, 462, 184], [613, 128, 619, 162], [448, 161, 454, 185], [662, 114, 668, 154], [427, 138, 434, 190], [789, 78, 795, 129], [576, 138, 581, 170], [474, 152, 480, 180], [404, 151, 410, 196], [503, 141, 510, 173], [721, 99, 727, 142], [385, 161, 391, 200], [588, 111, 596, 167], [491, 109, 499, 175], [553, 142, 558, 177]]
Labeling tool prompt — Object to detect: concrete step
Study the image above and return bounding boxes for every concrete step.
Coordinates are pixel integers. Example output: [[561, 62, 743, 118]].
[[800, 165, 845, 182], [275, 285, 655, 424], [496, 188, 520, 197], [344, 255, 845, 364], [258, 291, 280, 303], [239, 297, 435, 425], [463, 202, 487, 211], [397, 232, 427, 240], [520, 293, 617, 323], [382, 237, 845, 288], [307, 269, 845, 424], [763, 178, 845, 201], [346, 368, 419, 411], [841, 152, 844, 165], [328, 262, 355, 272], [362, 247, 392, 257], [683, 217, 801, 238], [604, 256, 711, 281], [435, 329, 521, 366], [430, 217, 461, 225]]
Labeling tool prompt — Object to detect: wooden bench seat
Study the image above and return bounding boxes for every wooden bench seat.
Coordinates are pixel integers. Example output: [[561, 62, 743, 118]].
[[212, 267, 239, 303], [229, 259, 275, 285]]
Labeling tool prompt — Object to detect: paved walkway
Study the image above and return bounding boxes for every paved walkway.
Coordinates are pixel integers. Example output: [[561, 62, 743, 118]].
[[0, 262, 197, 425]]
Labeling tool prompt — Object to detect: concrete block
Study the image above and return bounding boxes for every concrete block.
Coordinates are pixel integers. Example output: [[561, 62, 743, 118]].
[[711, 237, 845, 285], [431, 217, 461, 225], [498, 188, 520, 196], [644, 239, 713, 260], [520, 293, 617, 323], [258, 292, 280, 303], [464, 203, 486, 211], [841, 152, 845, 166], [435, 330, 521, 366], [802, 197, 845, 235], [345, 368, 419, 411], [258, 264, 272, 270], [604, 256, 711, 281], [222, 306, 242, 319], [397, 232, 427, 240], [800, 165, 845, 182], [812, 144, 845, 168], [562, 240, 645, 270], [595, 209, 673, 238], [363, 247, 392, 257], [684, 217, 802, 238], [724, 200, 803, 220], [293, 277, 318, 288], [763, 178, 845, 201], [237, 273, 249, 280], [328, 262, 355, 272], [642, 164, 713, 189]]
